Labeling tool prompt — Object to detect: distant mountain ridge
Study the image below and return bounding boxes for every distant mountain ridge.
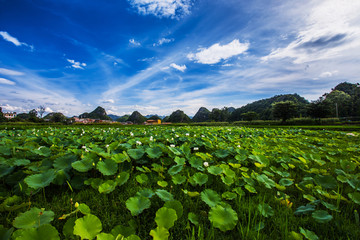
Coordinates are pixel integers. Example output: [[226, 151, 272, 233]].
[[79, 106, 112, 120]]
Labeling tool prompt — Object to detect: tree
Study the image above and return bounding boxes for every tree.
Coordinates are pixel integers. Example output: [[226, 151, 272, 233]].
[[28, 109, 38, 122], [272, 101, 297, 123], [241, 111, 258, 121], [323, 90, 352, 118], [307, 97, 330, 119], [38, 105, 46, 118], [0, 107, 7, 122]]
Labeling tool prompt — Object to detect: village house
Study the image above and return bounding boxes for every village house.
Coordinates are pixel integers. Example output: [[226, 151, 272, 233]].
[[145, 119, 161, 125], [4, 112, 17, 119]]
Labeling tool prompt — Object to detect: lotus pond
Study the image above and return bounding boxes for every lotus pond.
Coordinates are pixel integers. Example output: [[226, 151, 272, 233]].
[[0, 126, 359, 239]]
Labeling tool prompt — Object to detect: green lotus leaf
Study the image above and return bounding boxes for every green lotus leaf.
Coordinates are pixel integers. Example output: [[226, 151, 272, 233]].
[[97, 159, 118, 176], [258, 203, 274, 217], [294, 204, 315, 215], [13, 207, 54, 229], [256, 174, 276, 189], [189, 157, 203, 169], [84, 178, 103, 190], [207, 166, 223, 175], [127, 149, 145, 160], [311, 210, 333, 223], [249, 155, 269, 166], [0, 165, 14, 178], [340, 160, 357, 172], [245, 184, 257, 193], [168, 165, 183, 176], [223, 168, 235, 178], [155, 207, 178, 229], [222, 192, 237, 200], [71, 158, 94, 173], [348, 192, 360, 205], [12, 159, 31, 167], [149, 226, 169, 240], [98, 180, 117, 194], [96, 233, 115, 240], [53, 154, 77, 170], [221, 175, 234, 186], [126, 196, 151, 216], [174, 157, 186, 165], [53, 169, 70, 185], [155, 189, 174, 202], [321, 201, 339, 212], [146, 147, 163, 159], [214, 149, 230, 158], [279, 178, 294, 187], [73, 214, 102, 240], [32, 146, 51, 157], [299, 227, 319, 240], [171, 174, 186, 185], [167, 146, 182, 156], [136, 173, 148, 185], [347, 178, 360, 191], [78, 203, 91, 215], [12, 224, 59, 240], [111, 153, 129, 163], [164, 200, 183, 218], [115, 172, 130, 186], [200, 189, 221, 207], [126, 235, 141, 240], [136, 188, 155, 198], [209, 204, 238, 232], [24, 170, 56, 190], [62, 217, 76, 239], [314, 175, 337, 189], [111, 224, 136, 238], [192, 172, 208, 186], [157, 181, 168, 187], [188, 212, 199, 225], [289, 231, 303, 240], [232, 187, 245, 197], [0, 225, 13, 240]]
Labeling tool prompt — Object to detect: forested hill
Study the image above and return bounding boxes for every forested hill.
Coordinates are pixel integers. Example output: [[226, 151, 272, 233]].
[[230, 94, 309, 121]]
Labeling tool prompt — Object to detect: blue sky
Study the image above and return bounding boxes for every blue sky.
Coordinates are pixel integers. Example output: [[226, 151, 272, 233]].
[[1, 0, 360, 116]]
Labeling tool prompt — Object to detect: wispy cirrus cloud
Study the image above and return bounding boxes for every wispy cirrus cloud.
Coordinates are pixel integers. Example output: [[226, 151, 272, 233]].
[[170, 63, 186, 72], [0, 68, 24, 76], [128, 0, 192, 19], [0, 78, 16, 85], [66, 59, 87, 69], [129, 38, 141, 46], [153, 37, 174, 46], [187, 39, 249, 64], [0, 31, 34, 50]]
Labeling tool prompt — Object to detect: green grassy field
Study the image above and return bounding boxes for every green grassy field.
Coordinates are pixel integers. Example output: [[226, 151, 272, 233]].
[[1, 126, 359, 239]]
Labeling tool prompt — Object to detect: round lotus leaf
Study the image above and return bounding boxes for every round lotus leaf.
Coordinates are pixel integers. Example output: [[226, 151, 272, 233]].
[[314, 175, 337, 189], [126, 196, 151, 216], [174, 157, 186, 165], [98, 180, 117, 194], [155, 189, 174, 202], [294, 204, 315, 215], [164, 200, 183, 218], [168, 165, 183, 176], [348, 192, 360, 205], [171, 174, 186, 185], [258, 203, 274, 218], [279, 178, 294, 187], [192, 172, 208, 186], [149, 226, 169, 240], [12, 224, 59, 240], [209, 204, 238, 232], [146, 147, 163, 159], [127, 149, 145, 160], [111, 224, 136, 238], [97, 159, 118, 176], [155, 207, 178, 229], [78, 203, 91, 215], [340, 160, 356, 172], [188, 212, 199, 225], [73, 214, 102, 240], [53, 154, 77, 170], [136, 188, 155, 198], [136, 174, 148, 185], [207, 166, 223, 175], [126, 235, 141, 240], [214, 149, 230, 158], [96, 233, 115, 240], [200, 189, 221, 207], [13, 207, 54, 229], [299, 227, 319, 240], [12, 159, 31, 167], [311, 210, 333, 223], [222, 192, 237, 200], [71, 158, 93, 173], [62, 217, 76, 239], [115, 172, 130, 186], [157, 181, 168, 188], [24, 170, 56, 190]]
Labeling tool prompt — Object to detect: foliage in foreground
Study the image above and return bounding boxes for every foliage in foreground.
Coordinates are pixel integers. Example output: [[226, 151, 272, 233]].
[[0, 126, 359, 239]]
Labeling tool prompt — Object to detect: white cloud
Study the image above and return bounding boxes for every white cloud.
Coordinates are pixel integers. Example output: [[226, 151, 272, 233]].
[[67, 59, 87, 69], [128, 0, 192, 19], [319, 70, 338, 78], [129, 38, 141, 46], [0, 31, 34, 50], [0, 78, 16, 85], [103, 99, 115, 104], [262, 0, 360, 64], [153, 37, 174, 46], [45, 107, 54, 113], [187, 39, 249, 64], [0, 68, 24, 76], [170, 63, 186, 72]]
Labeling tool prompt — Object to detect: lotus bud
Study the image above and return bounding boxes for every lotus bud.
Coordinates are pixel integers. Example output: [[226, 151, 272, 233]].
[[75, 202, 79, 208]]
